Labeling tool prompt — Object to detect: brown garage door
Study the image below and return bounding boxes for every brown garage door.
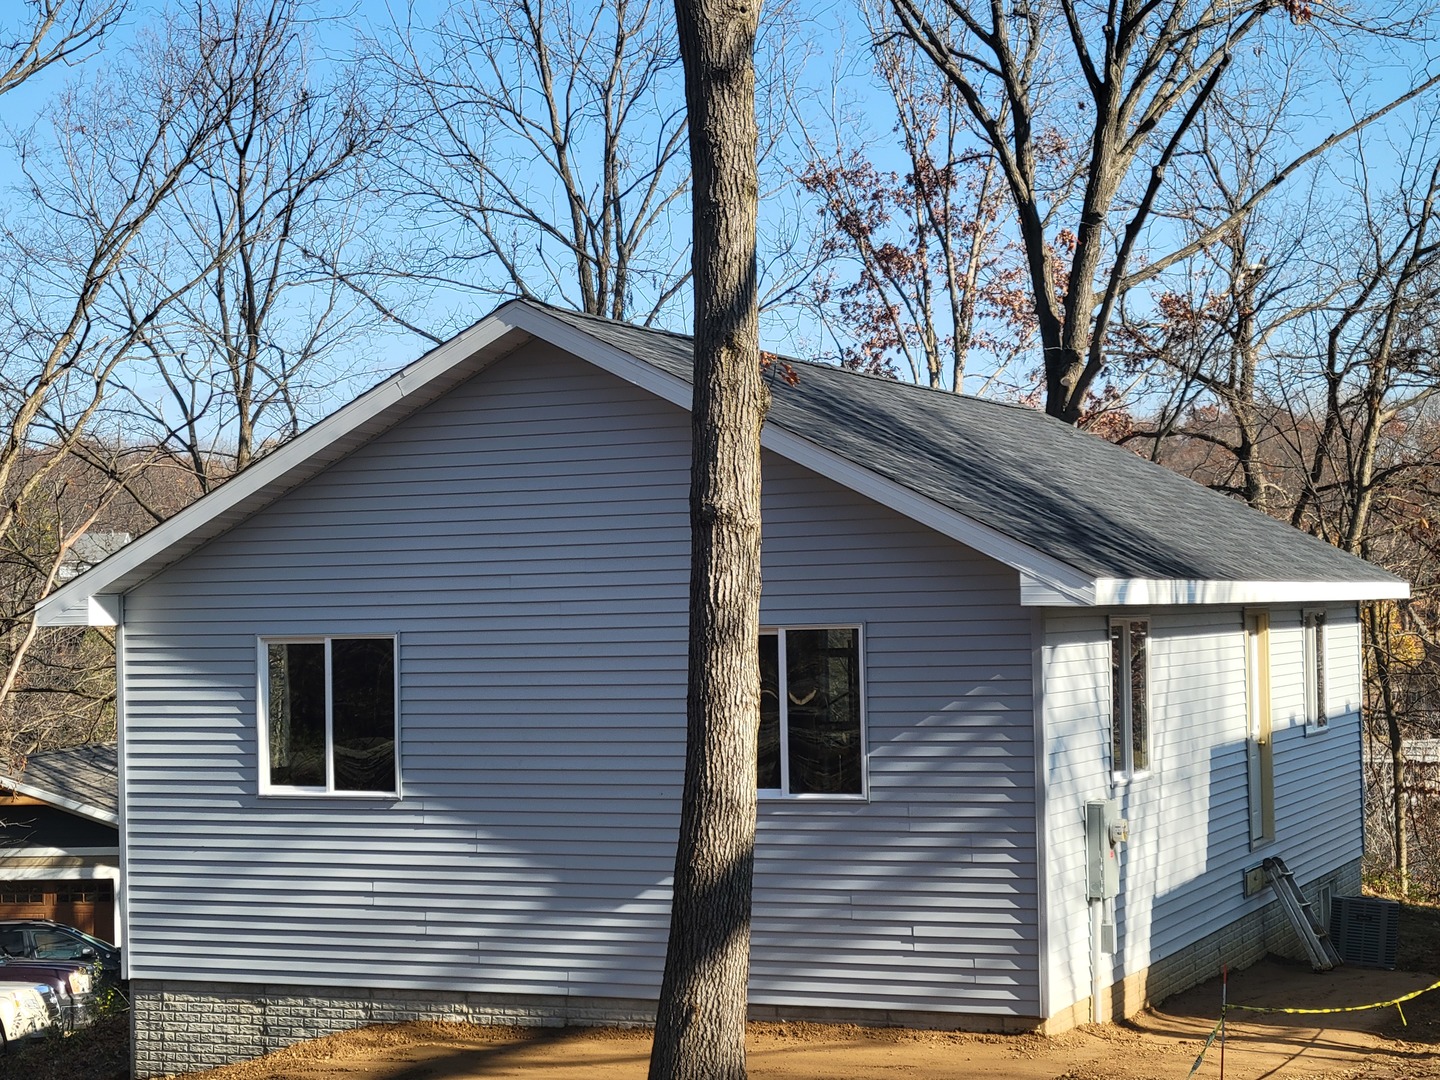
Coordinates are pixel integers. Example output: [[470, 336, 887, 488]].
[[0, 880, 115, 942]]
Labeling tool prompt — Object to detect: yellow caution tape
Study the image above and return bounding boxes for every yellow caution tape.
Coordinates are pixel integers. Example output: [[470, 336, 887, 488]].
[[1186, 975, 1440, 1075], [1186, 1015, 1225, 1078], [1222, 975, 1440, 1024]]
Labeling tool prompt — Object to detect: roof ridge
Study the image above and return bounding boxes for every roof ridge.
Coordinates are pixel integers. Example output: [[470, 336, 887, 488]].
[[516, 298, 699, 349], [520, 298, 1057, 423]]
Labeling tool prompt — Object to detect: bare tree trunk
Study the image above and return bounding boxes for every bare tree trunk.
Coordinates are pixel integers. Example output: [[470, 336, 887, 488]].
[[1363, 601, 1412, 893], [648, 0, 764, 1076], [889, 0, 1440, 423], [1389, 706, 1408, 893]]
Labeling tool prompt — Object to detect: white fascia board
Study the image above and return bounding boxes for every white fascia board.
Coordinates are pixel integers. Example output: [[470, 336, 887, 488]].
[[507, 306, 1101, 606], [36, 314, 531, 627], [2, 783, 118, 826], [0, 863, 119, 878], [1090, 577, 1411, 607]]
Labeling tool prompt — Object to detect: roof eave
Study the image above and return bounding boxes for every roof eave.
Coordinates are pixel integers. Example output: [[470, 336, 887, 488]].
[[36, 312, 536, 627], [1082, 577, 1411, 607], [1, 781, 118, 825], [30, 300, 1414, 626]]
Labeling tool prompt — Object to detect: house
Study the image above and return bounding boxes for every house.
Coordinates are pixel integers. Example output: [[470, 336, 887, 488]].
[[58, 532, 133, 582], [0, 744, 119, 943], [37, 301, 1406, 1076]]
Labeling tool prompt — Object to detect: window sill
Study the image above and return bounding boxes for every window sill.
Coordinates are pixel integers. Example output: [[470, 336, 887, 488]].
[[759, 791, 868, 804], [258, 789, 403, 800], [1110, 770, 1153, 788]]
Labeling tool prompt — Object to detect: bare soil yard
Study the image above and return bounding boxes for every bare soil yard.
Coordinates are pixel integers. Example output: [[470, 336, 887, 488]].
[[182, 958, 1440, 1080], [8, 900, 1437, 1080]]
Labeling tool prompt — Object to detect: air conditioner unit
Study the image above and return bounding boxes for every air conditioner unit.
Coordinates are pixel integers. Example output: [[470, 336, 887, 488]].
[[1329, 896, 1399, 969]]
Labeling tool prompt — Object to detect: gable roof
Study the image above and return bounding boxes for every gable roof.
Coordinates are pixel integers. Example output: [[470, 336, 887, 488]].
[[0, 744, 118, 825], [36, 299, 1406, 624]]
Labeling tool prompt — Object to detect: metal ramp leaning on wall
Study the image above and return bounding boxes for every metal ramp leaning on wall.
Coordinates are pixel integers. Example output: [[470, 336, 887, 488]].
[[1263, 856, 1343, 972]]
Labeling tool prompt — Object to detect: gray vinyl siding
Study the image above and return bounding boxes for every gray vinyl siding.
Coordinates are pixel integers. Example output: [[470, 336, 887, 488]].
[[120, 341, 1040, 1016], [1268, 607, 1364, 876], [1038, 612, 1110, 1017], [1041, 605, 1364, 1015]]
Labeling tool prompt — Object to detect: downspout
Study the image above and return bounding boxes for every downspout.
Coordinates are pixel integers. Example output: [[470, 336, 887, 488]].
[[1091, 898, 1104, 1023], [1031, 609, 1051, 1025], [113, 603, 128, 963]]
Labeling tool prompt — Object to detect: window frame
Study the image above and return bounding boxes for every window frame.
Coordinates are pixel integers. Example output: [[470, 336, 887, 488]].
[[1303, 609, 1328, 733], [758, 623, 868, 801], [257, 633, 401, 798], [1244, 610, 1275, 846], [1108, 616, 1152, 782]]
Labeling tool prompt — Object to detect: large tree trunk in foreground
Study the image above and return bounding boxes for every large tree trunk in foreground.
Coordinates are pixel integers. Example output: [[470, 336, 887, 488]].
[[648, 0, 765, 1077]]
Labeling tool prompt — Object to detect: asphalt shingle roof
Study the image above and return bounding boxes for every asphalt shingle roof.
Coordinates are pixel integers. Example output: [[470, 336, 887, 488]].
[[0, 744, 117, 818], [540, 304, 1398, 586]]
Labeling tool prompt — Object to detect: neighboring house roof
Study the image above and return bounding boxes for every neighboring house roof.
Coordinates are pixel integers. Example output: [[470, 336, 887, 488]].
[[57, 532, 133, 583], [35, 300, 1407, 625], [1394, 739, 1440, 764], [0, 744, 118, 825]]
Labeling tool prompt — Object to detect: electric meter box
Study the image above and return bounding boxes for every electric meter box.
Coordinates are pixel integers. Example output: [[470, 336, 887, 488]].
[[1086, 799, 1126, 901]]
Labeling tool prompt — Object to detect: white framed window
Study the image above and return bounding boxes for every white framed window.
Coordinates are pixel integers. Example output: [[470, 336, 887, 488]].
[[1303, 609, 1328, 732], [1109, 618, 1150, 779], [1244, 610, 1275, 846], [259, 635, 399, 796], [758, 626, 866, 798]]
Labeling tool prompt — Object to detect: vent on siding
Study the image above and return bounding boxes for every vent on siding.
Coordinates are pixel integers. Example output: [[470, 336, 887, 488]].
[[1329, 896, 1399, 969]]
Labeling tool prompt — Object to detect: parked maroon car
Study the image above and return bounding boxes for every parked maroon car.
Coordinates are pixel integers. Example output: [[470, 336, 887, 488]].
[[0, 921, 119, 984]]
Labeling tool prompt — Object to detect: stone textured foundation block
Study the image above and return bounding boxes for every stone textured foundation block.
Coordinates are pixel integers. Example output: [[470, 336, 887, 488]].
[[129, 980, 1041, 1077], [1076, 858, 1362, 1027], [130, 982, 660, 1077]]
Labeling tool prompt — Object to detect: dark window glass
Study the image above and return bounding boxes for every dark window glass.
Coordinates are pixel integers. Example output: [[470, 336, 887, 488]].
[[1313, 612, 1327, 727], [785, 629, 862, 795], [1110, 624, 1124, 772], [1128, 621, 1148, 771], [34, 930, 85, 959], [332, 638, 396, 792], [1111, 621, 1149, 775], [758, 634, 781, 789], [0, 930, 24, 957], [268, 643, 325, 787]]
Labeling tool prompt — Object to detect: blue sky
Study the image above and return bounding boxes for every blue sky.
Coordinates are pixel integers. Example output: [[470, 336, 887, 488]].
[[2, 0, 1437, 437]]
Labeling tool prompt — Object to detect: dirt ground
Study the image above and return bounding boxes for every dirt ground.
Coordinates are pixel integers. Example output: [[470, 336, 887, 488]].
[[182, 959, 1440, 1080]]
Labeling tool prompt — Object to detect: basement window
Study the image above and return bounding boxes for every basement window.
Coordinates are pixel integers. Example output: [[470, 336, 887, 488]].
[[260, 636, 398, 795], [758, 627, 865, 797]]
